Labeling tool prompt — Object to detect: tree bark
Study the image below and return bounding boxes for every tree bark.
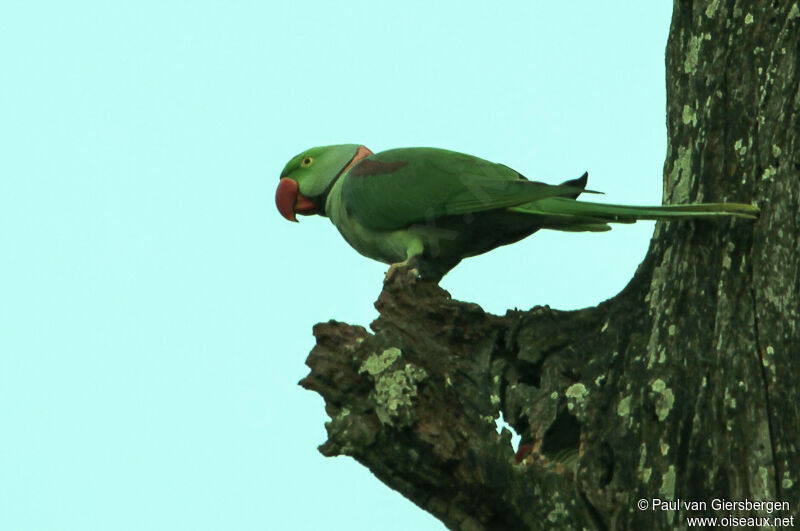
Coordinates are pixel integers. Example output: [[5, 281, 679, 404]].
[[299, 2, 800, 529]]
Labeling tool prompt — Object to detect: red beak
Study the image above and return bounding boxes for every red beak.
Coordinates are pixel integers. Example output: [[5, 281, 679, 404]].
[[276, 178, 317, 222]]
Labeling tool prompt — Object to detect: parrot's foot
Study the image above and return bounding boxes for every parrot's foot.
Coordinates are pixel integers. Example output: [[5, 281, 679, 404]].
[[384, 257, 421, 286]]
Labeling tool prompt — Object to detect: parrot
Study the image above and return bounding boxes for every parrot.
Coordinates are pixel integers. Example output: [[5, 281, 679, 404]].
[[276, 144, 759, 281]]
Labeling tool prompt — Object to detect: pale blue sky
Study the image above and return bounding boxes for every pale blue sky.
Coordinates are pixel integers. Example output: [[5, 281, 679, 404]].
[[1, 2, 671, 529]]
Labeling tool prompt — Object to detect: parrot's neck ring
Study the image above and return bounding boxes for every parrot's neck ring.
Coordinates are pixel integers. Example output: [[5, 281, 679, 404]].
[[315, 145, 373, 216]]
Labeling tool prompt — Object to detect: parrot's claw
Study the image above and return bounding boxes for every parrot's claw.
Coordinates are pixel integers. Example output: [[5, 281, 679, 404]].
[[384, 258, 421, 285]]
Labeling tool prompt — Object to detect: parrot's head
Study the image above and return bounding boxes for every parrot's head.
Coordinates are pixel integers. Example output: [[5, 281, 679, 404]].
[[276, 144, 373, 222]]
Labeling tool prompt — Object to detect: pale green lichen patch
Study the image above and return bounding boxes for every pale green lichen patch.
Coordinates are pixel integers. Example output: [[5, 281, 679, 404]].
[[565, 383, 588, 400], [761, 166, 777, 180], [682, 104, 697, 125], [722, 241, 735, 270], [782, 472, 794, 489], [705, 0, 720, 18], [661, 442, 670, 456], [638, 444, 651, 483], [762, 351, 772, 367], [366, 358, 428, 427], [790, 3, 800, 20], [668, 146, 693, 203], [772, 144, 782, 157], [360, 347, 402, 376], [650, 379, 675, 421], [734, 138, 748, 156], [684, 35, 703, 74], [757, 466, 770, 496], [668, 324, 677, 336], [359, 354, 428, 427], [546, 501, 567, 523], [565, 383, 588, 412], [617, 395, 632, 417], [745, 13, 754, 24], [724, 387, 737, 409]]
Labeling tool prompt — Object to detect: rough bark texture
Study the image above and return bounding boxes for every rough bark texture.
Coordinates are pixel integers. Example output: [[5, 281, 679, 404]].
[[299, 2, 800, 529]]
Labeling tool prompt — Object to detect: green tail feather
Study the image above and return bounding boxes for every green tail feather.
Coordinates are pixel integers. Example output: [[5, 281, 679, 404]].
[[510, 197, 760, 227]]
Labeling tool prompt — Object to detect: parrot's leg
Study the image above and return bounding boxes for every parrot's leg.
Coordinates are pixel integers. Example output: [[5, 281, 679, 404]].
[[384, 241, 424, 284]]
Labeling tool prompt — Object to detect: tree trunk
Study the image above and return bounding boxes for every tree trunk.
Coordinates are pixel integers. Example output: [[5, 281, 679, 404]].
[[299, 2, 800, 529]]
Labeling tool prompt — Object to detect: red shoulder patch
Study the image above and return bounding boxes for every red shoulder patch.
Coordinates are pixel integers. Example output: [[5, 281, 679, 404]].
[[350, 159, 408, 177]]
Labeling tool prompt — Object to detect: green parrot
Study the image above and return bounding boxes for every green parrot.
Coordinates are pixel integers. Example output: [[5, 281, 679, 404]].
[[276, 144, 759, 281]]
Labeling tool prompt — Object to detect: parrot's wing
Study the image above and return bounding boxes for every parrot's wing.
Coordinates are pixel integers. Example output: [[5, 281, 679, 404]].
[[340, 148, 592, 230]]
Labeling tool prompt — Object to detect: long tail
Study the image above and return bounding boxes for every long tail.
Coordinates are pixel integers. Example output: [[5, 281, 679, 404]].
[[509, 197, 760, 232]]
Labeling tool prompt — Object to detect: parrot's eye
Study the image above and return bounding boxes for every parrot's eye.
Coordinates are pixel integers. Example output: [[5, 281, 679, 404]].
[[301, 156, 314, 167]]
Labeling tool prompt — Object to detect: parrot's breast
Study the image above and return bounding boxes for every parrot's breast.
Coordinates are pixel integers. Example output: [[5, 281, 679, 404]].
[[325, 178, 421, 265]]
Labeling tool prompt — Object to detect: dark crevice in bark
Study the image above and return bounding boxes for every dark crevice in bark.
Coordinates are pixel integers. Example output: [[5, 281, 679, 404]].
[[578, 489, 608, 531]]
